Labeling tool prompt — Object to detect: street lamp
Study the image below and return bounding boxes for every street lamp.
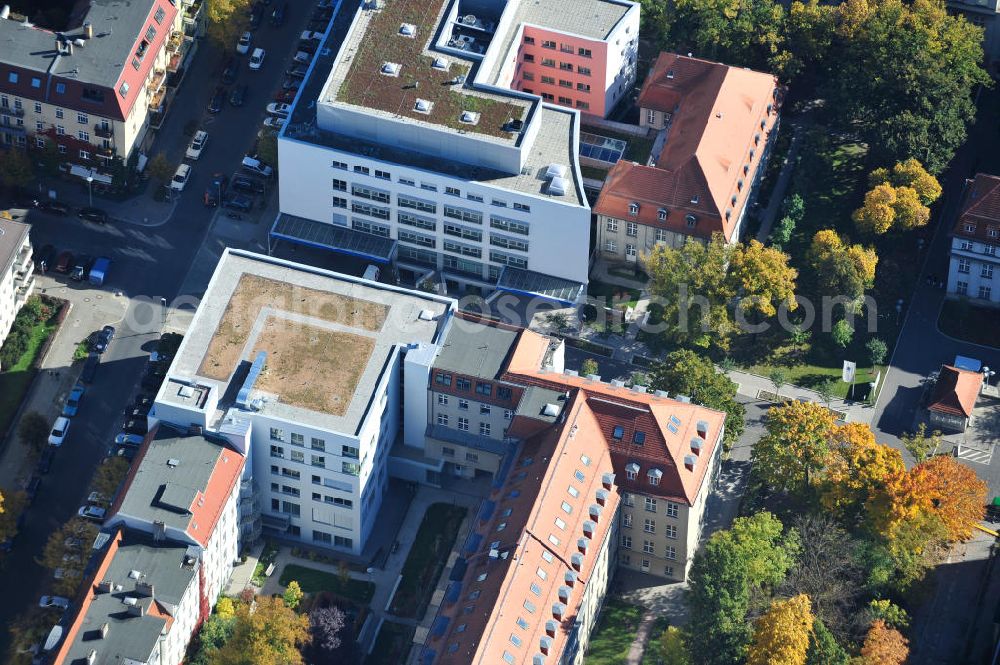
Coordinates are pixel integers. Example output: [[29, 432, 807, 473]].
[[85, 175, 93, 207], [160, 297, 168, 331], [895, 299, 904, 326], [984, 366, 996, 393]]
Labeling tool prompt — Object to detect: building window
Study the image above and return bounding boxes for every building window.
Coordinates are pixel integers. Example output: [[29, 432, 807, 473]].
[[312, 455, 325, 467], [621, 535, 632, 549], [33, 102, 41, 114], [438, 393, 449, 405], [56, 125, 65, 136], [437, 413, 449, 426], [334, 536, 353, 548], [353, 165, 370, 175], [480, 404, 491, 415], [686, 214, 698, 227], [643, 540, 654, 554], [542, 40, 556, 49], [958, 258, 971, 274], [504, 409, 513, 420], [522, 71, 534, 81], [457, 378, 471, 391], [78, 131, 90, 142], [458, 417, 469, 431], [77, 112, 88, 125], [979, 285, 993, 300], [623, 513, 632, 528], [312, 438, 326, 451], [35, 137, 45, 149], [664, 565, 674, 577], [666, 502, 679, 518], [476, 382, 492, 396], [666, 524, 677, 539], [435, 372, 452, 387], [541, 58, 555, 68], [645, 497, 657, 512], [524, 35, 535, 45], [956, 280, 968, 295], [606, 218, 618, 232], [479, 422, 491, 436], [281, 501, 300, 517], [625, 466, 636, 481], [290, 433, 304, 446], [578, 47, 592, 57], [523, 53, 534, 63], [644, 518, 655, 533], [982, 264, 994, 279], [270, 428, 284, 441], [576, 101, 590, 110], [375, 169, 390, 180], [291, 450, 305, 463], [442, 446, 455, 457], [342, 461, 361, 476], [313, 530, 332, 544], [578, 66, 591, 76], [558, 96, 572, 105], [627, 222, 638, 236], [57, 145, 66, 154], [577, 83, 591, 93], [466, 452, 478, 462], [35, 121, 43, 132], [458, 399, 469, 410], [648, 470, 660, 486], [665, 546, 677, 560], [270, 445, 284, 458], [605, 240, 616, 253], [79, 150, 90, 160], [626, 244, 637, 259], [7, 73, 17, 84], [332, 196, 347, 208]]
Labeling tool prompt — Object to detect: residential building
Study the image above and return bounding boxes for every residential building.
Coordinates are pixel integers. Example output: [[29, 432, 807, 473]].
[[0, 0, 202, 174], [594, 52, 781, 263], [277, 0, 638, 300], [150, 249, 456, 556], [947, 173, 1000, 306], [52, 528, 203, 665], [0, 218, 33, 366], [946, 0, 1000, 76], [927, 364, 984, 432]]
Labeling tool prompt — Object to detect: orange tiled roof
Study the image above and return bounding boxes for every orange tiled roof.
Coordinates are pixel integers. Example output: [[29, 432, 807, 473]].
[[953, 173, 1000, 243], [595, 52, 780, 243], [186, 446, 243, 547], [928, 365, 982, 418]]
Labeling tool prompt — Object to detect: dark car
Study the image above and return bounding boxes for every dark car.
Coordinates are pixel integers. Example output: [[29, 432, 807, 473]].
[[286, 64, 308, 79], [208, 87, 227, 114], [94, 325, 115, 354], [128, 395, 154, 416], [77, 207, 108, 224], [37, 200, 70, 216], [281, 76, 301, 91], [70, 254, 93, 282], [297, 40, 317, 55], [223, 195, 253, 212], [230, 84, 248, 107], [204, 173, 228, 207], [80, 352, 100, 384], [123, 417, 148, 435], [232, 175, 266, 194], [222, 58, 238, 85], [25, 476, 41, 502], [312, 7, 332, 21], [36, 448, 55, 474], [34, 244, 56, 272], [271, 2, 287, 25], [54, 250, 74, 273], [141, 367, 166, 390], [113, 445, 138, 461], [249, 2, 264, 28], [273, 88, 297, 103]]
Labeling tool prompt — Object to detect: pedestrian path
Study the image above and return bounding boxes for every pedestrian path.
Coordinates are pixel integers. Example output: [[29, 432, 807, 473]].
[[626, 611, 657, 665]]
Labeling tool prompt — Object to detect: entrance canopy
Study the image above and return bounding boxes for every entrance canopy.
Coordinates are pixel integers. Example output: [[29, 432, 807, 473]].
[[495, 266, 584, 305]]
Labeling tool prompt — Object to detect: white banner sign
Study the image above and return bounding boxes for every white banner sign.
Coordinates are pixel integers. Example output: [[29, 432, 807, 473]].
[[842, 361, 856, 384]]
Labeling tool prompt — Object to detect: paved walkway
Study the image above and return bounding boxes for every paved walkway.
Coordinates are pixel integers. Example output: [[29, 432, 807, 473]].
[[28, 178, 178, 228], [626, 610, 657, 665], [755, 120, 806, 243]]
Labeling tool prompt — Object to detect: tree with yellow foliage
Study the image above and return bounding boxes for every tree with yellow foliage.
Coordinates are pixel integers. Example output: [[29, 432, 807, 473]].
[[853, 184, 898, 235], [808, 230, 877, 301], [860, 620, 908, 665], [747, 594, 814, 665], [211, 595, 309, 665], [870, 158, 942, 205], [729, 239, 798, 318], [854, 159, 941, 235], [821, 423, 907, 527], [753, 400, 837, 493]]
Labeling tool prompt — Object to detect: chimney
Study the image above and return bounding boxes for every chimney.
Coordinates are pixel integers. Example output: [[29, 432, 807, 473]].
[[558, 586, 571, 603], [97, 579, 113, 593], [84, 22, 93, 38], [541, 635, 553, 655], [696, 420, 708, 439], [596, 488, 608, 506], [128, 602, 145, 617], [601, 472, 614, 490], [571, 553, 583, 571], [55, 37, 63, 54], [87, 650, 97, 665], [545, 620, 557, 637], [565, 571, 577, 587], [67, 41, 73, 55], [100, 622, 109, 638], [153, 521, 166, 542], [136, 581, 154, 597], [552, 603, 565, 620], [690, 437, 703, 456]]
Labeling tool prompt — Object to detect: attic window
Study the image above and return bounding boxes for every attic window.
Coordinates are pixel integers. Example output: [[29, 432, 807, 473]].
[[612, 425, 624, 440], [399, 23, 416, 37], [686, 214, 697, 227], [761, 119, 766, 129], [657, 208, 667, 221], [380, 62, 401, 77], [459, 111, 480, 125], [737, 179, 744, 191], [414, 99, 433, 114], [690, 194, 699, 204], [666, 70, 674, 79], [628, 202, 639, 215], [754, 133, 761, 145], [726, 210, 732, 220], [743, 165, 749, 175], [633, 431, 645, 445], [118, 82, 130, 98]]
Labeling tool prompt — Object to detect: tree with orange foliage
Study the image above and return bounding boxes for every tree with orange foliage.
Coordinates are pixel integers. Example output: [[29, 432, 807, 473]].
[[860, 620, 908, 665], [905, 454, 988, 541], [747, 594, 814, 665], [821, 422, 907, 527]]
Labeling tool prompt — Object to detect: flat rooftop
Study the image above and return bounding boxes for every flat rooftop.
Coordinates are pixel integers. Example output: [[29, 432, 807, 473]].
[[164, 250, 452, 434], [324, 0, 530, 141], [435, 317, 520, 379], [58, 530, 195, 665], [0, 217, 30, 276]]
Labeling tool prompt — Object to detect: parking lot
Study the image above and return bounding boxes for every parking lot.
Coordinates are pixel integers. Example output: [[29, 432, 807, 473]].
[[0, 0, 338, 653]]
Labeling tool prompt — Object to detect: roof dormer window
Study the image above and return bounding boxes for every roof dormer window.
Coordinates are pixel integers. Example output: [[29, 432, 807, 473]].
[[648, 468, 662, 485], [612, 425, 624, 440], [965, 223, 977, 233], [686, 214, 697, 227], [657, 208, 667, 221], [690, 194, 699, 204], [628, 202, 639, 215]]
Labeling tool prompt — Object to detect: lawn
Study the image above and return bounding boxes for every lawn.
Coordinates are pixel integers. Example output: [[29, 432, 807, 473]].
[[366, 621, 415, 665], [0, 299, 60, 439], [640, 617, 671, 665], [588, 279, 642, 310], [938, 299, 1000, 349], [389, 503, 467, 618], [584, 598, 644, 665], [278, 563, 375, 604]]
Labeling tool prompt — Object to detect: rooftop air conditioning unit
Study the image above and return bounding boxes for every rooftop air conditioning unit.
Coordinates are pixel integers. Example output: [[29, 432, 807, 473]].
[[545, 163, 568, 179], [380, 62, 401, 77], [399, 23, 415, 36], [548, 177, 567, 196], [414, 99, 433, 114]]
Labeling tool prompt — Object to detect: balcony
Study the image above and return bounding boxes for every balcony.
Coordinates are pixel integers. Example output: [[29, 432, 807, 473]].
[[0, 106, 25, 118], [148, 68, 166, 96], [94, 123, 113, 139], [148, 86, 167, 114], [15, 277, 34, 305]]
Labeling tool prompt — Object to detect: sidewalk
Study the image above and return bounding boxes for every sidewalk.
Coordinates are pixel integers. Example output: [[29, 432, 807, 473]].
[[626, 611, 657, 665], [755, 121, 805, 243], [31, 178, 177, 228]]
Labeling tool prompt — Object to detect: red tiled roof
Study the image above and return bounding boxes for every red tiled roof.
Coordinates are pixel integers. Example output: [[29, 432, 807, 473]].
[[953, 173, 1000, 243], [595, 52, 780, 243], [928, 365, 982, 418], [187, 447, 242, 547]]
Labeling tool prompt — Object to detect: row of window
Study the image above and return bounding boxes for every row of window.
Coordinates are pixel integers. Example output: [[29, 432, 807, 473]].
[[519, 87, 591, 111], [958, 240, 998, 255], [522, 72, 592, 92], [954, 281, 993, 300], [436, 393, 514, 417], [622, 513, 678, 538], [269, 428, 352, 455], [620, 554, 674, 578], [956, 258, 994, 279], [434, 374, 514, 399], [311, 530, 353, 548], [524, 36, 593, 59], [442, 446, 481, 463], [962, 222, 999, 238], [620, 536, 677, 559], [332, 162, 532, 212], [0, 96, 96, 125], [622, 493, 680, 517], [436, 413, 493, 435]]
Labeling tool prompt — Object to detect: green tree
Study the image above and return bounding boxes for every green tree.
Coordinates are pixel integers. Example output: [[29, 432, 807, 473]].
[[657, 626, 691, 665], [205, 0, 252, 48], [0, 490, 26, 545], [39, 518, 99, 596], [805, 617, 850, 665], [901, 423, 942, 463], [866, 337, 888, 366], [666, 0, 788, 73], [91, 456, 130, 500], [866, 599, 910, 629], [580, 358, 599, 377], [0, 148, 34, 189], [773, 194, 805, 247], [754, 400, 836, 493], [814, 379, 835, 408], [830, 319, 853, 349], [769, 369, 787, 398], [18, 412, 50, 453], [649, 349, 746, 449], [256, 130, 279, 172], [211, 595, 309, 665], [190, 612, 237, 665], [808, 230, 878, 302], [146, 152, 175, 188], [283, 580, 303, 609]]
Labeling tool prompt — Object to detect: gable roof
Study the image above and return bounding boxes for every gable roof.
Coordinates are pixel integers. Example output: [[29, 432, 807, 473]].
[[595, 52, 779, 243], [953, 173, 1000, 243], [928, 365, 982, 418]]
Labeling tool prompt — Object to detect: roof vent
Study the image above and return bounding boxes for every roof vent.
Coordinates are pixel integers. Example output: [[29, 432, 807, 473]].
[[128, 569, 142, 580], [610, 379, 625, 388], [122, 596, 138, 606], [570, 552, 583, 570], [418, 309, 436, 321], [589, 504, 603, 521], [653, 389, 669, 398], [87, 650, 97, 665], [432, 57, 449, 70], [399, 23, 416, 36], [99, 622, 109, 638], [545, 163, 568, 179], [601, 472, 615, 489], [97, 579, 112, 593], [582, 520, 595, 538], [542, 403, 560, 417], [549, 177, 568, 196], [585, 374, 601, 382], [459, 110, 480, 125], [167, 458, 180, 468], [684, 454, 697, 470], [380, 61, 401, 77], [545, 619, 558, 636], [552, 602, 566, 619], [136, 581, 154, 597], [414, 98, 433, 114], [577, 537, 588, 553], [676, 394, 691, 403], [631, 385, 647, 393]]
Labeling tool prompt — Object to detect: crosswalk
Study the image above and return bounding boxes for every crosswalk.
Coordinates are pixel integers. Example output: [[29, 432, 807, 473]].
[[957, 445, 995, 465]]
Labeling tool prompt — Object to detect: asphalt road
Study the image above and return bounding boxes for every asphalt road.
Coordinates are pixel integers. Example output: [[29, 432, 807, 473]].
[[0, 5, 322, 654]]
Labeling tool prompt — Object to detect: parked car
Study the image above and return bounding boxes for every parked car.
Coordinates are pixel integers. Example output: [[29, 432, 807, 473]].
[[34, 244, 56, 272], [204, 173, 228, 207], [249, 2, 264, 28], [39, 596, 70, 610], [115, 432, 145, 447], [221, 59, 238, 85], [281, 77, 301, 92], [170, 163, 191, 192], [132, 394, 154, 413], [297, 40, 317, 55], [80, 352, 99, 384], [270, 2, 287, 25], [89, 256, 110, 286], [87, 492, 108, 506], [241, 155, 273, 177], [208, 86, 227, 113], [300, 30, 323, 40], [94, 325, 115, 354], [292, 50, 312, 65], [186, 130, 208, 160], [26, 476, 41, 501], [37, 200, 70, 216], [312, 7, 332, 20], [285, 64, 308, 79], [78, 505, 106, 522], [114, 445, 138, 461], [36, 448, 55, 474], [62, 384, 85, 417], [266, 102, 291, 118], [224, 195, 253, 212], [232, 174, 266, 194], [249, 48, 265, 70], [70, 254, 92, 282], [123, 417, 148, 435], [236, 31, 252, 55], [48, 417, 70, 447], [230, 84, 248, 107], [77, 207, 108, 224], [263, 116, 285, 130]]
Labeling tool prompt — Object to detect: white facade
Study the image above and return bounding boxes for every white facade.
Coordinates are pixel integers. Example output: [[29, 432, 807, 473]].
[[0, 220, 33, 361], [277, 136, 591, 287], [947, 235, 1000, 305]]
